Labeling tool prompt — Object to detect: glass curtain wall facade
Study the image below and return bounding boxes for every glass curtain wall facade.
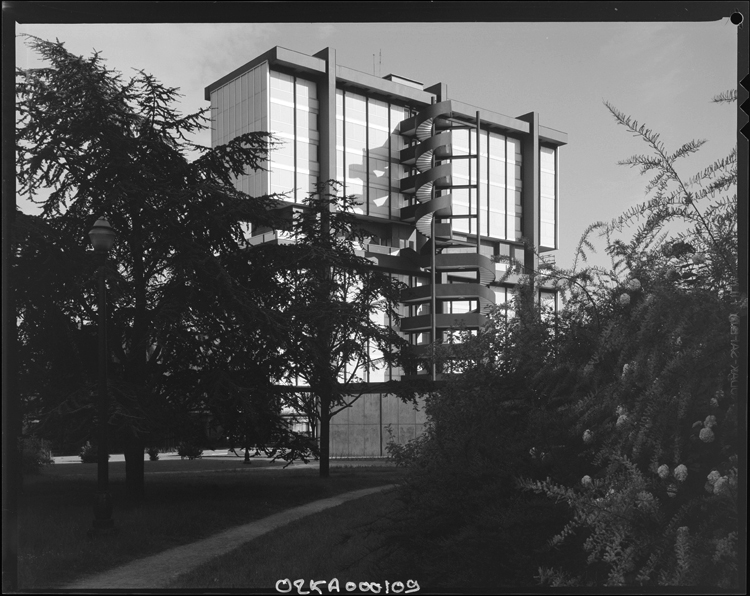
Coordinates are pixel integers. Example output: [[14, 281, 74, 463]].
[[205, 47, 567, 457], [210, 61, 269, 198], [209, 64, 320, 202], [268, 71, 320, 200], [336, 89, 410, 220], [449, 130, 522, 241], [540, 145, 558, 249]]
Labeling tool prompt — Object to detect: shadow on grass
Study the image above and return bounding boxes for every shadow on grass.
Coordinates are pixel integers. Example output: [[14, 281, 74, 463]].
[[163, 479, 577, 592], [166, 490, 405, 591], [18, 461, 405, 590]]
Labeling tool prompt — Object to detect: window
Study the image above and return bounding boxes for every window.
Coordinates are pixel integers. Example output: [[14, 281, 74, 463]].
[[540, 146, 557, 248]]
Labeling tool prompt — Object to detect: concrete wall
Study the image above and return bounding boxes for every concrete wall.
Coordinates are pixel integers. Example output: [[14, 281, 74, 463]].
[[329, 393, 426, 457]]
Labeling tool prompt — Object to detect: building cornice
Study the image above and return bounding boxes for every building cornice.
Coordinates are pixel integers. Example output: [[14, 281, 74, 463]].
[[204, 46, 568, 146]]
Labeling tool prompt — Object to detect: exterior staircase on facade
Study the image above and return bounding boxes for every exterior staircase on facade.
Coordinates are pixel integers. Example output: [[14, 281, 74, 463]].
[[396, 101, 496, 359]]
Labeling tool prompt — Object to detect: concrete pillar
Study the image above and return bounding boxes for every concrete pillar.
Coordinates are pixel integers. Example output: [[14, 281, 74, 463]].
[[518, 112, 540, 279]]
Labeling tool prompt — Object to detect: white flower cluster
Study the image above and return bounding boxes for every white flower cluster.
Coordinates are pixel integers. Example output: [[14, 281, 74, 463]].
[[581, 475, 593, 487], [696, 414, 718, 443], [705, 470, 733, 495], [674, 464, 688, 482], [657, 464, 670, 479], [619, 293, 631, 306], [583, 429, 593, 444], [627, 278, 642, 291], [699, 427, 715, 443], [711, 389, 724, 408], [692, 253, 706, 264], [616, 414, 629, 429]]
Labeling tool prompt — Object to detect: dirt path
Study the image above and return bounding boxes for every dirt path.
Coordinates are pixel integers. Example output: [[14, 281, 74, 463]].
[[64, 485, 395, 591]]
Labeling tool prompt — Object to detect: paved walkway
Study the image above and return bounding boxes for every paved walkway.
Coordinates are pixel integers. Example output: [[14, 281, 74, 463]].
[[64, 485, 395, 591]]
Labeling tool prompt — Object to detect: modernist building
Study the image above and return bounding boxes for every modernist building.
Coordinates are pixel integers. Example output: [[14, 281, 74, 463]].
[[205, 47, 566, 457]]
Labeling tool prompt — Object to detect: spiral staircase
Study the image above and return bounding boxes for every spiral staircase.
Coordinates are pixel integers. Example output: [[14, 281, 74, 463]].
[[397, 101, 497, 375]]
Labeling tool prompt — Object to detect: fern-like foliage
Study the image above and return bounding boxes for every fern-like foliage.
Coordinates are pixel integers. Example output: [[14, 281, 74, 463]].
[[711, 89, 737, 104], [378, 93, 740, 589], [517, 95, 740, 587]]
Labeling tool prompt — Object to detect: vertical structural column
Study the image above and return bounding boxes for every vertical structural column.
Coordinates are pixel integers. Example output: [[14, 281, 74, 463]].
[[518, 112, 540, 282], [431, 215, 437, 381], [430, 98, 437, 381], [313, 48, 337, 189], [312, 48, 337, 462], [424, 82, 447, 103], [476, 111, 481, 254]]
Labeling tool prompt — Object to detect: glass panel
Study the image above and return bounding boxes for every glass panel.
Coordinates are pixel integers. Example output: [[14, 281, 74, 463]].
[[241, 72, 248, 98], [411, 332, 431, 346], [295, 77, 315, 100], [452, 188, 470, 235], [270, 167, 294, 196], [271, 70, 293, 93], [368, 127, 389, 153], [452, 129, 469, 153], [296, 140, 312, 167], [540, 146, 556, 248], [336, 149, 345, 182], [345, 92, 367, 124], [369, 188, 389, 216], [273, 140, 294, 167], [368, 98, 389, 128]]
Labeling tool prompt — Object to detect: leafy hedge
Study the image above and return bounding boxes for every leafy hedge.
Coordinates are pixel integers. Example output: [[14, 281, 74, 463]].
[[386, 96, 741, 589]]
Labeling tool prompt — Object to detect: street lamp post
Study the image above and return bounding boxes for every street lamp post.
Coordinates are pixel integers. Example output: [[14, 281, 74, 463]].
[[88, 217, 116, 532]]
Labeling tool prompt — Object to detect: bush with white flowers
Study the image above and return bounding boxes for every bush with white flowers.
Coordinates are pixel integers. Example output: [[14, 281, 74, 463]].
[[391, 98, 739, 589], [673, 464, 688, 482], [517, 99, 739, 587]]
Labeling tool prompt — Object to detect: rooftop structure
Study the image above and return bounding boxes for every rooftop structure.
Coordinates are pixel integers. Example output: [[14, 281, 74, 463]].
[[205, 47, 567, 457]]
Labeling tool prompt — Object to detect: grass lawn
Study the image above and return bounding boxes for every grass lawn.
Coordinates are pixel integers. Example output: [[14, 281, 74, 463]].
[[163, 483, 574, 592], [167, 489, 405, 591], [18, 459, 404, 590]]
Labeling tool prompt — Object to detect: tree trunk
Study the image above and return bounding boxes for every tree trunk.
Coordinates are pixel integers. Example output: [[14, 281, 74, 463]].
[[124, 435, 145, 502], [319, 395, 330, 478], [125, 211, 148, 502]]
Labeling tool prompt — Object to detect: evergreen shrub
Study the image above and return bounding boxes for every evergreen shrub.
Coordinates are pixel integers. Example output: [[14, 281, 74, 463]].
[[20, 436, 54, 474]]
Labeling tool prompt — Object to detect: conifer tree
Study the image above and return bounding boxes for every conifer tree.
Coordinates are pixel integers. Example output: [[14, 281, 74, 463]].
[[248, 185, 409, 477], [15, 36, 285, 499]]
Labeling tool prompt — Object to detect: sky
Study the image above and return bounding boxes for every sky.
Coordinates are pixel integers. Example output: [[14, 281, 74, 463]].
[[13, 17, 740, 270]]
